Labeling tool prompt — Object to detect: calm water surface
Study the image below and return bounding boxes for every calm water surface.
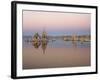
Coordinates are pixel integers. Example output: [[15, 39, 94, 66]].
[[23, 38, 90, 48], [23, 37, 91, 69]]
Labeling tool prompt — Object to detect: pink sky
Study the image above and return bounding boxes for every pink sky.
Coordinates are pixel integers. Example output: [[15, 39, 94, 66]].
[[23, 10, 91, 31]]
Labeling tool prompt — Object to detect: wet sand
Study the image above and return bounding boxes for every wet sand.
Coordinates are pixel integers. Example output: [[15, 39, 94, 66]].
[[23, 47, 90, 69]]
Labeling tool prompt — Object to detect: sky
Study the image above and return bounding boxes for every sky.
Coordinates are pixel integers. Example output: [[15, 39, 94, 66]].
[[23, 10, 91, 36]]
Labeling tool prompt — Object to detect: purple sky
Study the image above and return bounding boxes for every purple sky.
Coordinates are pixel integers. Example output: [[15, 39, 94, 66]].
[[23, 10, 91, 36]]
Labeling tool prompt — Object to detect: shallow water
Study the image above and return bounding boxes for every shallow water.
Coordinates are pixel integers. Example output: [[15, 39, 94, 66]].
[[23, 38, 90, 48], [22, 38, 91, 69]]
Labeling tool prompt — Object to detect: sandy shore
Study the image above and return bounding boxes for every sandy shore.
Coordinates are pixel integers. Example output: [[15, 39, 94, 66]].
[[22, 47, 90, 69]]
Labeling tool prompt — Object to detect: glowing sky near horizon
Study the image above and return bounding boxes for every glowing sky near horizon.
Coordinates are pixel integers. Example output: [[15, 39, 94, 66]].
[[23, 10, 91, 35]]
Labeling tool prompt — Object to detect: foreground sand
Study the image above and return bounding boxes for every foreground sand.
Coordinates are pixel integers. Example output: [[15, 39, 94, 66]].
[[23, 47, 90, 69]]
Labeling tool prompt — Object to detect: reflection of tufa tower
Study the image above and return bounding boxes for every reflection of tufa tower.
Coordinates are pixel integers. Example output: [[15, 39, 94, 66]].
[[41, 29, 48, 54], [72, 34, 77, 47], [32, 28, 48, 54], [72, 34, 76, 41]]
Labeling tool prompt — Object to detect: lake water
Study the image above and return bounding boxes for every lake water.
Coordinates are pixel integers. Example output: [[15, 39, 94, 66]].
[[22, 38, 91, 69], [23, 38, 90, 48]]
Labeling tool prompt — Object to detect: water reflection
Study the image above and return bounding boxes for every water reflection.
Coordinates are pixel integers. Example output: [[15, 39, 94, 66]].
[[23, 37, 90, 54], [41, 40, 48, 54], [31, 40, 48, 54], [23, 35, 91, 69], [32, 41, 41, 48], [23, 31, 91, 54], [72, 41, 77, 47]]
